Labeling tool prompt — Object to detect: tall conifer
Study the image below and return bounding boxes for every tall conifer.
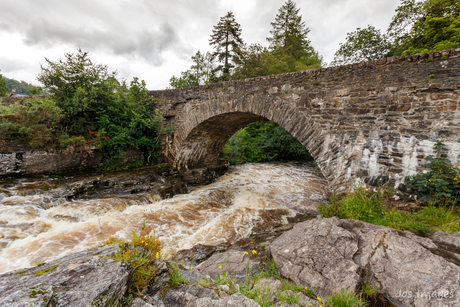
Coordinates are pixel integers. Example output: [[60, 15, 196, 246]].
[[209, 11, 244, 80], [267, 0, 313, 60]]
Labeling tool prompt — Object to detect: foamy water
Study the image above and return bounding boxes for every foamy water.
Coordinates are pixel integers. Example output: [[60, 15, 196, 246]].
[[0, 162, 330, 273]]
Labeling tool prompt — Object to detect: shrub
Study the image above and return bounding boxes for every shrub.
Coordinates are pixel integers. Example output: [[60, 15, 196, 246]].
[[405, 142, 460, 204], [0, 97, 64, 148], [104, 223, 162, 295]]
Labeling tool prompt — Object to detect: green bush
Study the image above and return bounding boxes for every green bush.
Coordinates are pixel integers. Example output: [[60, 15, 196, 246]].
[[405, 142, 460, 204], [0, 97, 64, 148]]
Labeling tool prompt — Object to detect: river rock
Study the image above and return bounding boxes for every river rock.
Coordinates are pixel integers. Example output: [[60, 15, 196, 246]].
[[269, 217, 460, 307], [197, 248, 259, 282], [0, 245, 132, 307], [162, 285, 260, 307]]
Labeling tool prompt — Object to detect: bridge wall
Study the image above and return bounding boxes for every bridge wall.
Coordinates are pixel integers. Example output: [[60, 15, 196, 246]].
[[149, 49, 460, 193]]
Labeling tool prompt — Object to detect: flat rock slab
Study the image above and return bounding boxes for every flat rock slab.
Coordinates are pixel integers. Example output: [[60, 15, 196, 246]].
[[269, 217, 460, 307], [0, 245, 132, 307], [197, 249, 258, 282], [162, 285, 260, 307]]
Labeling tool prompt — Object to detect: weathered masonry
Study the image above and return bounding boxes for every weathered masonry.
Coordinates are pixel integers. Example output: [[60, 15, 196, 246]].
[[149, 49, 460, 193]]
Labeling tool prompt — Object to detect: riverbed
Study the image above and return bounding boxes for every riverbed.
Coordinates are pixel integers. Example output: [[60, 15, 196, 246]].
[[0, 162, 330, 273]]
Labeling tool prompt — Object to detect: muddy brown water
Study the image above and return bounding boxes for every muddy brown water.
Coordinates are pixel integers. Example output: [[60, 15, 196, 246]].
[[0, 162, 330, 274]]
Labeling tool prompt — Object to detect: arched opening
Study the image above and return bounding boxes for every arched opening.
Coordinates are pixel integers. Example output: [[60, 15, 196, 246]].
[[219, 119, 314, 165]]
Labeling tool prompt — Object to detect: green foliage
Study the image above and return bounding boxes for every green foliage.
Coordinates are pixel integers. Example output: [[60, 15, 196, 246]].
[[405, 142, 460, 204], [103, 223, 162, 295], [232, 43, 322, 79], [3, 49, 167, 165], [0, 97, 65, 148], [325, 288, 367, 307], [319, 186, 460, 233], [209, 11, 244, 81], [168, 263, 186, 288], [0, 71, 8, 97], [220, 121, 313, 164], [332, 0, 460, 64], [169, 51, 216, 88], [267, 0, 313, 61], [331, 25, 392, 66], [2, 76, 43, 96]]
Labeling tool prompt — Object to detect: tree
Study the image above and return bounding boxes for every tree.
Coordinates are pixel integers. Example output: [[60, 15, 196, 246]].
[[37, 48, 113, 117], [0, 70, 7, 97], [267, 0, 314, 60], [209, 11, 244, 80], [388, 0, 460, 55], [331, 26, 392, 66], [169, 50, 216, 88], [331, 0, 460, 64], [232, 43, 322, 79]]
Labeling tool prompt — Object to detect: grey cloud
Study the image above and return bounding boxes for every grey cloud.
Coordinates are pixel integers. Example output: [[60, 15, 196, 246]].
[[0, 57, 31, 74], [22, 20, 185, 65], [0, 0, 222, 65]]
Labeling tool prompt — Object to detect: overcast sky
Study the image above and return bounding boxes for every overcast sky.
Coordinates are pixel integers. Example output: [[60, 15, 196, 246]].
[[0, 0, 401, 90]]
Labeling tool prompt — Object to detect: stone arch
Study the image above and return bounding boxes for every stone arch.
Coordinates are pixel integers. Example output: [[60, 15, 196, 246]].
[[170, 95, 344, 190]]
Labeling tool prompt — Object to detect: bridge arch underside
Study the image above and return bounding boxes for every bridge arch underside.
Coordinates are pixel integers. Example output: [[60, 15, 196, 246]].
[[171, 97, 346, 191]]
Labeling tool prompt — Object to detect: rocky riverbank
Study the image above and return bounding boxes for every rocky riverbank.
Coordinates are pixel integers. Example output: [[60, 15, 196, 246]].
[[1, 217, 458, 307]]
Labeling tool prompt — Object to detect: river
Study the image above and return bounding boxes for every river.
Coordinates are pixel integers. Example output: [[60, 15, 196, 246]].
[[0, 162, 330, 274]]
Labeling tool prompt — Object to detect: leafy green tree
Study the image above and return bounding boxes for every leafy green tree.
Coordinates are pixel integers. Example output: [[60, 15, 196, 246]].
[[209, 11, 244, 80], [37, 48, 113, 118], [331, 26, 392, 66], [0, 70, 7, 97], [233, 43, 322, 79], [169, 70, 199, 89], [332, 0, 460, 64], [267, 0, 314, 60], [169, 51, 216, 88], [34, 49, 164, 165], [389, 0, 460, 55]]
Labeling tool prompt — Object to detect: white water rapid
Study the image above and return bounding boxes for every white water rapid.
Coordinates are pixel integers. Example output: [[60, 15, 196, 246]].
[[0, 162, 330, 274]]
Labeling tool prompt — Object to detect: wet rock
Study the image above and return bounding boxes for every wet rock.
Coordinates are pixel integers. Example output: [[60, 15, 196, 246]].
[[197, 249, 259, 282], [0, 245, 132, 307], [162, 285, 260, 307], [269, 217, 460, 307]]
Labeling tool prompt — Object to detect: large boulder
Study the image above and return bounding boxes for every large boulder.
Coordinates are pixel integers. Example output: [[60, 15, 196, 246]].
[[269, 217, 460, 307], [0, 245, 132, 307]]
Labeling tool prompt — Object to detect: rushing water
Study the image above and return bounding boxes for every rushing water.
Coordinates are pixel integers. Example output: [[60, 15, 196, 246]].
[[0, 162, 330, 274]]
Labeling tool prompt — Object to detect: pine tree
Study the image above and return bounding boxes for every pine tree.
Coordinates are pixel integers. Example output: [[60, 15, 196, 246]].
[[209, 11, 244, 80], [267, 0, 313, 60]]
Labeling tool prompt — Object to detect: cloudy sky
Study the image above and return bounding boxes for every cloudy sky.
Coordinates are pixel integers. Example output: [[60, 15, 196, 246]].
[[0, 0, 401, 90]]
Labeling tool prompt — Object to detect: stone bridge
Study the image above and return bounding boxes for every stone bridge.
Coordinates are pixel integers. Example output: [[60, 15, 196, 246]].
[[149, 49, 460, 193]]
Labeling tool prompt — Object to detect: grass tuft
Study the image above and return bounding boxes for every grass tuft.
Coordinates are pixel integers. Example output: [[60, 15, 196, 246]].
[[326, 288, 367, 307]]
